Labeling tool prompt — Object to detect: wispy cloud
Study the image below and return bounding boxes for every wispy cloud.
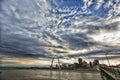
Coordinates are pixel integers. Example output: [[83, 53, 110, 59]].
[[0, 0, 120, 65]]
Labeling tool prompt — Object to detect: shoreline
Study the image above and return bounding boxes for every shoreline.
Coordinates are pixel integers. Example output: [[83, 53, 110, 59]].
[[0, 68, 100, 73]]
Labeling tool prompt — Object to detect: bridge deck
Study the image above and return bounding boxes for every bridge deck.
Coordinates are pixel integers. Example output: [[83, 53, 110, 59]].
[[101, 68, 120, 80]]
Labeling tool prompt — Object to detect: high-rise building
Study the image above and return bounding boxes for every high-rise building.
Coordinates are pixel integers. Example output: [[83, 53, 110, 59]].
[[93, 59, 99, 66], [82, 61, 88, 68], [89, 61, 93, 68], [78, 58, 82, 64], [78, 58, 83, 67]]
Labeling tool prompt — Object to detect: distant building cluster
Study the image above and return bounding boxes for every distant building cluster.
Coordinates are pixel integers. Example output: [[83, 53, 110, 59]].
[[56, 58, 99, 70]]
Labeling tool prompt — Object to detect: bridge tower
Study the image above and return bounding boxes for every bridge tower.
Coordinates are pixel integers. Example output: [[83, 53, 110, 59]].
[[50, 55, 61, 70]]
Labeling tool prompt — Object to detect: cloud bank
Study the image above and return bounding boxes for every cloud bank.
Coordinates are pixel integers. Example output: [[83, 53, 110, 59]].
[[0, 0, 120, 62]]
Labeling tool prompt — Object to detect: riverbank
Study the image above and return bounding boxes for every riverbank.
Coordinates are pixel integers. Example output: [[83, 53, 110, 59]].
[[0, 67, 99, 73]]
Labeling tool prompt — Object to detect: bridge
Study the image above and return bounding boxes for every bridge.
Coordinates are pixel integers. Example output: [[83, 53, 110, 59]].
[[50, 55, 61, 70], [49, 54, 120, 80], [100, 66, 120, 80]]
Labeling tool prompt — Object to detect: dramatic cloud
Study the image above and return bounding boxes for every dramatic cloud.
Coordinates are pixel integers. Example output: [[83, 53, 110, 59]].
[[0, 0, 120, 65]]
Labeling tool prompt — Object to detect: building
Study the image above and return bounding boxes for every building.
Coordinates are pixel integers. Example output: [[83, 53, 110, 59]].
[[93, 59, 99, 66], [82, 61, 88, 68], [93, 59, 99, 70], [78, 58, 82, 67], [73, 63, 79, 69], [89, 61, 93, 68]]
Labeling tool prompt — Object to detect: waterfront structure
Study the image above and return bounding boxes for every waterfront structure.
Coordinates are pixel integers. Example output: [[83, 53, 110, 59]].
[[60, 58, 98, 69], [82, 61, 88, 68], [50, 55, 61, 70], [78, 58, 82, 67], [93, 59, 99, 66], [89, 61, 93, 68], [100, 66, 120, 80]]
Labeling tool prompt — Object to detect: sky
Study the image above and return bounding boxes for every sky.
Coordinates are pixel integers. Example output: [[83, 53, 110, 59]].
[[0, 0, 120, 67]]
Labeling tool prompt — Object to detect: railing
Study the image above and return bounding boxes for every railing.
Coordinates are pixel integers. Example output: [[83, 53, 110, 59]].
[[100, 53, 120, 80], [100, 66, 120, 80]]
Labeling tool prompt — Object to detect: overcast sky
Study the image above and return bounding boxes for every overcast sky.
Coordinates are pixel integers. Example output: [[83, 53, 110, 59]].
[[0, 0, 120, 67]]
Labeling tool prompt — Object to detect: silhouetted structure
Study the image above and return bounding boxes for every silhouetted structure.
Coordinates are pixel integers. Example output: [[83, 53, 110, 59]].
[[82, 61, 88, 68], [54, 58, 101, 70], [50, 55, 61, 70], [74, 63, 79, 69], [89, 61, 93, 68], [93, 59, 99, 66], [78, 58, 82, 64], [78, 58, 82, 67]]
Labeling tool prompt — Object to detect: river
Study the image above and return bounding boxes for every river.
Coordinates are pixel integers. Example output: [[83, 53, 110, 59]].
[[0, 69, 102, 80]]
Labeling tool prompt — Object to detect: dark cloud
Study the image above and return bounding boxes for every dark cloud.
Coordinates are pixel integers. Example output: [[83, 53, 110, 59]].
[[71, 17, 119, 35], [61, 33, 97, 50], [68, 48, 120, 57], [103, 22, 119, 31], [0, 32, 52, 58], [87, 56, 120, 60]]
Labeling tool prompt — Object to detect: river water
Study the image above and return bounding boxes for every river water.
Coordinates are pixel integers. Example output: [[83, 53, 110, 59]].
[[0, 69, 102, 80]]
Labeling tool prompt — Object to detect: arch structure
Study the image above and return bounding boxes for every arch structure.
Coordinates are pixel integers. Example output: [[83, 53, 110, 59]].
[[50, 55, 61, 70]]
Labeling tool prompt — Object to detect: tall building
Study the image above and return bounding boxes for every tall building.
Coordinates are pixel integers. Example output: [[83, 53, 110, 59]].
[[78, 58, 82, 64], [82, 61, 88, 68], [93, 59, 99, 66], [78, 58, 82, 67], [89, 61, 93, 68]]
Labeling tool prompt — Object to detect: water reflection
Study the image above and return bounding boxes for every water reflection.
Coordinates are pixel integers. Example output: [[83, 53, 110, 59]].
[[49, 70, 102, 80], [50, 70, 61, 80], [1, 69, 102, 80]]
